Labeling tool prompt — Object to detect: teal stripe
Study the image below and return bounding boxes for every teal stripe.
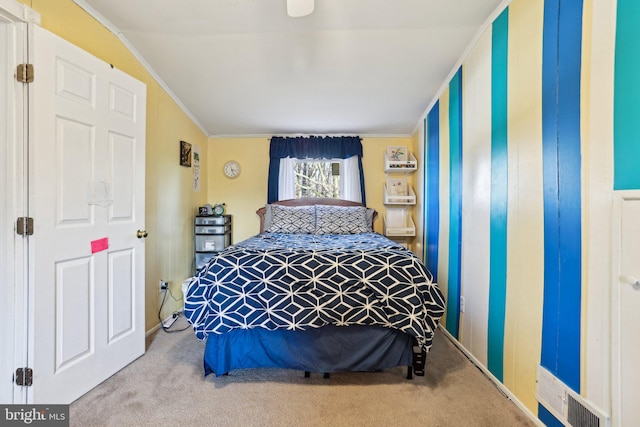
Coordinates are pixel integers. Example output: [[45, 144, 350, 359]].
[[488, 8, 509, 382], [446, 68, 463, 338], [614, 0, 640, 190]]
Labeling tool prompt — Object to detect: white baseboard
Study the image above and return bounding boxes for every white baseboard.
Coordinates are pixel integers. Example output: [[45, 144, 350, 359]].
[[145, 322, 162, 337], [439, 328, 544, 427]]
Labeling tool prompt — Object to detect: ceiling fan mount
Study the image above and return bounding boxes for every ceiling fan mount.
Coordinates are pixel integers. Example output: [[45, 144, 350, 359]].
[[287, 0, 315, 18]]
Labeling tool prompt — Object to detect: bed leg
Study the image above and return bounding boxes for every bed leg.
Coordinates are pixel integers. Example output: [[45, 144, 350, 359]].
[[406, 366, 413, 380], [412, 338, 426, 377], [303, 371, 329, 379]]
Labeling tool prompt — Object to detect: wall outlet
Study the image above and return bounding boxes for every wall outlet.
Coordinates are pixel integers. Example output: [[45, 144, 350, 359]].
[[460, 296, 465, 313], [159, 280, 168, 292]]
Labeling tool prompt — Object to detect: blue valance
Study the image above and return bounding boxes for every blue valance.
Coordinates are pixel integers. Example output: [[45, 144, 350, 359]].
[[269, 136, 363, 160]]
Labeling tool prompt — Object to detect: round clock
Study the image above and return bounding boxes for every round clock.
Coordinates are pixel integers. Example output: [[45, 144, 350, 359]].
[[223, 160, 241, 179], [212, 203, 225, 216]]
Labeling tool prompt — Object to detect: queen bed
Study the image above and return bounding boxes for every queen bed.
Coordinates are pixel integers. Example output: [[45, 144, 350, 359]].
[[183, 198, 445, 378]]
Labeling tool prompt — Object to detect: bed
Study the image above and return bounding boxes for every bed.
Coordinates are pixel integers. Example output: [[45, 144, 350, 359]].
[[183, 198, 445, 378]]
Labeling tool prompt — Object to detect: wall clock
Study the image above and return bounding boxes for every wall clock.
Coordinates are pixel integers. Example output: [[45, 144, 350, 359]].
[[223, 160, 241, 178]]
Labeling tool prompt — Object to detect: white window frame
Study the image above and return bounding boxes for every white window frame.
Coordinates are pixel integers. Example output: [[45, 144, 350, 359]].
[[278, 155, 362, 202]]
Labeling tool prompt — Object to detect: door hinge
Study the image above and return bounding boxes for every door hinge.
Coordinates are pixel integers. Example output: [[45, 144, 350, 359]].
[[16, 63, 34, 83], [16, 217, 34, 236], [15, 368, 33, 386]]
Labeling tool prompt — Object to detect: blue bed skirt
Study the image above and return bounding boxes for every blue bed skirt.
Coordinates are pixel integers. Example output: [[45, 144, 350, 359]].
[[203, 325, 414, 376]]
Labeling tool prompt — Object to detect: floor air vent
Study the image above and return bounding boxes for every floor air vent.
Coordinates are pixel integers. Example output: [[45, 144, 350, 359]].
[[567, 393, 600, 427]]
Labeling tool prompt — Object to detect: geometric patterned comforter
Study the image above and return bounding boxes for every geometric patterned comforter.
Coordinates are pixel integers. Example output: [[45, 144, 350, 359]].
[[183, 232, 446, 352]]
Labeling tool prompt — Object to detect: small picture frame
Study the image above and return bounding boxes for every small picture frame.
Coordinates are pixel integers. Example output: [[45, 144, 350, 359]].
[[387, 176, 408, 196], [387, 146, 408, 162], [180, 140, 192, 167]]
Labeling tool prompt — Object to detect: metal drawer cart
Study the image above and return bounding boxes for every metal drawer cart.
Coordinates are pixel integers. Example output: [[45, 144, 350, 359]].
[[194, 214, 232, 272]]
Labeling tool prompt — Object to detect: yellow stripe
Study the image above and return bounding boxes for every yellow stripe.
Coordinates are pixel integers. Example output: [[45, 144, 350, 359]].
[[438, 88, 451, 328], [503, 0, 545, 414]]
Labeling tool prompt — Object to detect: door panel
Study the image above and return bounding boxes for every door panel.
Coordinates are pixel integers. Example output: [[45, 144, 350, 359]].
[[109, 133, 136, 220], [616, 197, 640, 426], [31, 25, 146, 404], [108, 249, 134, 341], [55, 257, 93, 371], [56, 117, 94, 225]]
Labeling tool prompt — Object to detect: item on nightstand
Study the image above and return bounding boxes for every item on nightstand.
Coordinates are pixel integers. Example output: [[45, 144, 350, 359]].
[[199, 204, 213, 216], [213, 203, 226, 216]]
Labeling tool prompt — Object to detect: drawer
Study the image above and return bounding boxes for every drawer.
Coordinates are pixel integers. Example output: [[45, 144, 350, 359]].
[[195, 252, 215, 271], [195, 215, 230, 226], [195, 234, 231, 252], [195, 224, 231, 234]]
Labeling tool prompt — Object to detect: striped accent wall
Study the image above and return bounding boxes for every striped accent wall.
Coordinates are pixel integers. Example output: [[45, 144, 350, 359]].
[[446, 69, 463, 338], [425, 105, 440, 283], [488, 8, 509, 382], [418, 0, 606, 422], [539, 1, 584, 424]]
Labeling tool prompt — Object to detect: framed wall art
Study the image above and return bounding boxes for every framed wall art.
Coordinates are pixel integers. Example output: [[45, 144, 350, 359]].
[[180, 140, 192, 167]]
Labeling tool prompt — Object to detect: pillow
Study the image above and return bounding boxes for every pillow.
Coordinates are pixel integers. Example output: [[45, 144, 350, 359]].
[[315, 205, 371, 234], [263, 204, 273, 230], [365, 208, 375, 230], [265, 204, 316, 234]]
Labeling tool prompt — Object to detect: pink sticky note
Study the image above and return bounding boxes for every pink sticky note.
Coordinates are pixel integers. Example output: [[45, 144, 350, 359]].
[[91, 237, 109, 254]]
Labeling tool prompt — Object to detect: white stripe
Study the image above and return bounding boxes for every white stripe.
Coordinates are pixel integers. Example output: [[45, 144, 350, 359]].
[[459, 27, 493, 366]]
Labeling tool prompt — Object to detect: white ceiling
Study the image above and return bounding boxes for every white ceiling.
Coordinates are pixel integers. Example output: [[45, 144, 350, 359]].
[[74, 0, 506, 137]]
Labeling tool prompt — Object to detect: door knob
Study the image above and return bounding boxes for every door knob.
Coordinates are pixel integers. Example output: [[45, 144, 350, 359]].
[[622, 276, 640, 291], [136, 229, 148, 239]]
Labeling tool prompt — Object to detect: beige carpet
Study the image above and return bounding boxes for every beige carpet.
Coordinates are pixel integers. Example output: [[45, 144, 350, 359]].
[[70, 318, 536, 427]]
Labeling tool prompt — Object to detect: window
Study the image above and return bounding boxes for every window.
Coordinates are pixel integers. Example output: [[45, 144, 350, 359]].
[[294, 160, 340, 198], [268, 136, 366, 204]]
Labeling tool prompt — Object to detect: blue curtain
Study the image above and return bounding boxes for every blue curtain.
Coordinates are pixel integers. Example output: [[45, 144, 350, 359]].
[[267, 136, 366, 204]]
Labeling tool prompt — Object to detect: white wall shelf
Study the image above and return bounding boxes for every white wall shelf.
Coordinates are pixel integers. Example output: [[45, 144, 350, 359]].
[[383, 210, 416, 236], [384, 184, 416, 205], [384, 151, 418, 173], [383, 147, 417, 240]]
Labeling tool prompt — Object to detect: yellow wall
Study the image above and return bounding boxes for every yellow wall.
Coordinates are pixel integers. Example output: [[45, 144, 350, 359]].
[[206, 137, 268, 242], [20, 0, 417, 331], [207, 136, 416, 242], [21, 0, 210, 330]]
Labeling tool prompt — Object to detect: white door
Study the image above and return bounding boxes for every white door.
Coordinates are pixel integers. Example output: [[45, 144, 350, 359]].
[[29, 25, 146, 404], [0, 11, 28, 404], [613, 196, 640, 426]]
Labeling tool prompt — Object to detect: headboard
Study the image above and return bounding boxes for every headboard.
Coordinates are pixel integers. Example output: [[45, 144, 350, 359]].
[[256, 198, 378, 233]]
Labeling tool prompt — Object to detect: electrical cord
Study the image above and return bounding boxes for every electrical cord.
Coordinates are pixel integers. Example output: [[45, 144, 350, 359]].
[[158, 284, 190, 333]]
